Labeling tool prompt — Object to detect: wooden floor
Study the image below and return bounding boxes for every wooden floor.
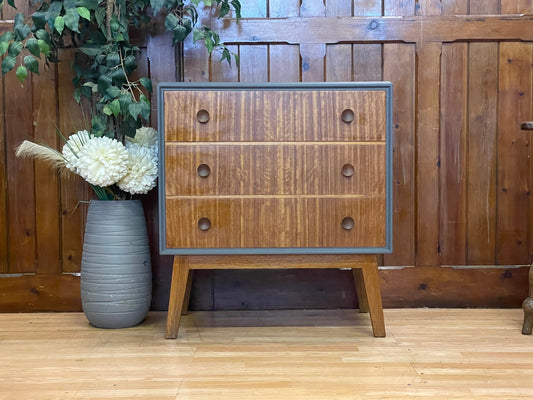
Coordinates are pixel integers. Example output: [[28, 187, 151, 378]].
[[0, 309, 532, 399]]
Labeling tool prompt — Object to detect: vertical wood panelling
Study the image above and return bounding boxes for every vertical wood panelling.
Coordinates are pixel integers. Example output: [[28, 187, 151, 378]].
[[5, 73, 36, 273], [33, 63, 61, 275], [326, 45, 352, 82], [383, 43, 416, 266], [439, 43, 468, 265], [415, 0, 442, 15], [269, 45, 300, 82], [300, 0, 326, 17], [441, 0, 467, 14], [470, 0, 500, 14], [57, 50, 89, 273], [300, 44, 326, 82], [416, 42, 442, 266], [501, 0, 530, 14], [269, 0, 300, 17], [0, 70, 6, 272], [353, 0, 382, 16], [326, 0, 352, 16], [496, 42, 532, 264], [210, 45, 239, 82], [466, 42, 498, 265], [239, 46, 268, 82], [353, 46, 382, 82], [385, 0, 416, 15]]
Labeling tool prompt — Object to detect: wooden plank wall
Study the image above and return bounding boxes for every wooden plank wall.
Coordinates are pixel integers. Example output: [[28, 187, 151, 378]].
[[1, 0, 533, 311]]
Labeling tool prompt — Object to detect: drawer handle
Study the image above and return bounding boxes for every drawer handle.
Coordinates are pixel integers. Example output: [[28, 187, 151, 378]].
[[198, 217, 211, 231], [341, 163, 355, 178], [341, 109, 355, 124], [342, 217, 354, 231], [197, 164, 211, 178], [197, 109, 210, 124]]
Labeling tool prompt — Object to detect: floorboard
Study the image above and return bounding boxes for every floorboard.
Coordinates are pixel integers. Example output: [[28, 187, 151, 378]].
[[0, 309, 531, 399]]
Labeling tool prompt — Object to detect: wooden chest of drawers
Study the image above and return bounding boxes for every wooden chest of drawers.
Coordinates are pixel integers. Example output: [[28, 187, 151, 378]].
[[158, 82, 392, 255]]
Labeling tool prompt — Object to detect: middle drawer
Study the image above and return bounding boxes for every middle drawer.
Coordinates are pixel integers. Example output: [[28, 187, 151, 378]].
[[165, 143, 386, 196]]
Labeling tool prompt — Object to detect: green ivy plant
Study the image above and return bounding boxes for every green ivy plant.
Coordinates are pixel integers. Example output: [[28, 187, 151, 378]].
[[0, 0, 241, 139]]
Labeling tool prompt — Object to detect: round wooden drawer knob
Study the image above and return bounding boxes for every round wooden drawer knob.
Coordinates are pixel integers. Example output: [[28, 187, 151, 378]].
[[197, 109, 210, 124], [197, 164, 211, 178], [198, 217, 211, 231], [342, 217, 354, 231], [341, 109, 355, 123], [341, 163, 355, 178]]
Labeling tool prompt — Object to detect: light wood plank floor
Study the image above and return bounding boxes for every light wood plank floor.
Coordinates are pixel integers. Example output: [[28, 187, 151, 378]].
[[0, 309, 532, 399]]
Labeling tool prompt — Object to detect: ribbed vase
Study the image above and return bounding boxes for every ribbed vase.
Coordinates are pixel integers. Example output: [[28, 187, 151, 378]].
[[81, 200, 152, 329]]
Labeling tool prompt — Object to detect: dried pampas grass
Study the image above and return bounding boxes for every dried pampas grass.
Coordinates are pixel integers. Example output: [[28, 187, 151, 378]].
[[15, 140, 71, 177]]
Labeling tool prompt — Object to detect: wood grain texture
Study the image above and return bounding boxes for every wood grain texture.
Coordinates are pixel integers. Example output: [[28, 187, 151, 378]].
[[0, 309, 531, 398], [33, 61, 61, 275], [166, 256, 190, 338], [496, 42, 532, 265], [416, 42, 441, 266], [210, 44, 238, 82], [57, 49, 90, 274], [469, 0, 500, 14], [240, 45, 268, 82], [466, 42, 498, 265], [164, 90, 387, 142], [5, 55, 36, 274], [165, 143, 386, 196], [384, 0, 416, 16], [269, 45, 300, 82], [439, 43, 468, 265], [0, 48, 6, 272], [269, 0, 300, 17], [300, 43, 326, 82], [326, 44, 352, 82], [383, 43, 416, 266], [165, 197, 386, 249], [501, 0, 533, 14], [0, 274, 81, 312]]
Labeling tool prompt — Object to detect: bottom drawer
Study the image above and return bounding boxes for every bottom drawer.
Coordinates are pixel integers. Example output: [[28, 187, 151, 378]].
[[165, 197, 386, 250]]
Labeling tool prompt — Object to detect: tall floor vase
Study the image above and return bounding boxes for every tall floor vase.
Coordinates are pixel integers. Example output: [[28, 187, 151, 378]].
[[81, 200, 152, 328]]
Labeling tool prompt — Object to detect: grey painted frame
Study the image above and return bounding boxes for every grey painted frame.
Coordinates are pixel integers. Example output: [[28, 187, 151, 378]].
[[158, 82, 393, 255]]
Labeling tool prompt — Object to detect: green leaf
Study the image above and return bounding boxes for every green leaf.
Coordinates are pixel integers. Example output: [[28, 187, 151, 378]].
[[0, 41, 9, 56], [139, 77, 152, 93], [14, 23, 31, 41], [231, 0, 241, 22], [193, 28, 205, 43], [219, 2, 230, 18], [8, 41, 23, 57], [204, 0, 212, 6], [23, 55, 39, 74], [204, 36, 214, 54], [0, 31, 15, 42], [47, 2, 63, 29], [77, 7, 91, 20], [102, 104, 113, 116], [1, 56, 16, 74], [79, 45, 101, 57], [64, 9, 80, 32], [108, 99, 121, 117], [171, 23, 192, 45], [31, 11, 47, 29], [128, 102, 142, 119], [106, 52, 120, 67], [54, 16, 65, 34], [26, 38, 40, 58], [97, 74, 112, 94], [150, 0, 165, 15], [35, 30, 50, 42], [16, 65, 27, 84], [190, 0, 201, 6], [91, 115, 107, 137], [164, 13, 179, 31], [105, 86, 122, 99], [37, 39, 51, 56], [7, 0, 16, 8], [73, 88, 81, 103]]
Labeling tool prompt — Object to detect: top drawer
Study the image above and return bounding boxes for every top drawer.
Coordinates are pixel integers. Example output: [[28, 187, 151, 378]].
[[163, 89, 387, 142]]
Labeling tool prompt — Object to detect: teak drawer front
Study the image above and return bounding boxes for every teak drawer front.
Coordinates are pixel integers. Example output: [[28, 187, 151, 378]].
[[164, 143, 386, 196], [164, 90, 386, 142], [165, 197, 386, 249]]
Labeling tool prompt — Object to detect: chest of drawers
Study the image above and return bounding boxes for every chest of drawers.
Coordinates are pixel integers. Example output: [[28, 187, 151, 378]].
[[158, 82, 393, 255]]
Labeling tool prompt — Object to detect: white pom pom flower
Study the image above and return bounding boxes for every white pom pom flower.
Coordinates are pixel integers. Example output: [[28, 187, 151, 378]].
[[118, 143, 158, 195], [62, 130, 91, 174], [77, 136, 129, 187], [126, 127, 158, 150]]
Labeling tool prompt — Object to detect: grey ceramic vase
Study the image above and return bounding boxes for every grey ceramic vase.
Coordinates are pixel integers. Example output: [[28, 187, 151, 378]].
[[81, 199, 152, 329]]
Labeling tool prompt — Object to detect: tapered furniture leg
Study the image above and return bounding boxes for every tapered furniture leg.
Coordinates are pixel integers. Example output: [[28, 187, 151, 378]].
[[181, 270, 194, 316], [352, 268, 369, 313], [522, 264, 533, 335], [359, 256, 385, 337], [166, 256, 190, 339]]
